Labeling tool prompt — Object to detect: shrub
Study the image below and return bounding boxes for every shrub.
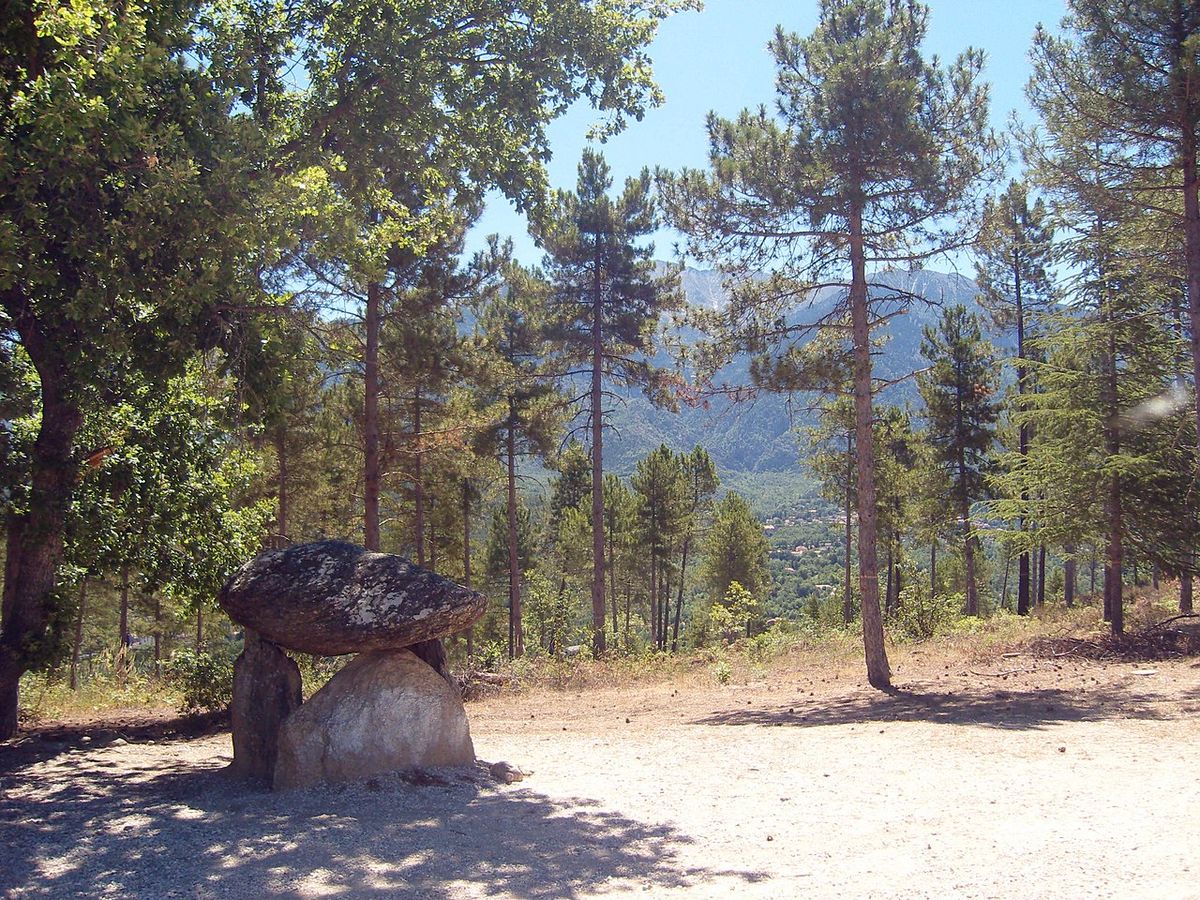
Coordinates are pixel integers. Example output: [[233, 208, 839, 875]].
[[165, 648, 234, 714]]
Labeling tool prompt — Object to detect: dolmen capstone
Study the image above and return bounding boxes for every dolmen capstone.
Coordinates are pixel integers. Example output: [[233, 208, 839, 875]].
[[217, 540, 487, 789]]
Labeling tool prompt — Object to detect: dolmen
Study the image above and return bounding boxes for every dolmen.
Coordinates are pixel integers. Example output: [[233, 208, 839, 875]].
[[217, 540, 487, 790]]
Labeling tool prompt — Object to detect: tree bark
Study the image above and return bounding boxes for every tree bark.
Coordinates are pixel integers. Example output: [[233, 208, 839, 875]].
[[0, 371, 82, 738], [1015, 247, 1032, 617], [69, 577, 89, 691], [849, 204, 891, 689], [506, 405, 523, 658], [589, 259, 607, 656], [413, 387, 425, 567], [364, 281, 382, 551], [118, 567, 131, 682], [153, 593, 162, 678], [1104, 326, 1124, 635], [275, 425, 289, 548], [1182, 572, 1194, 614], [843, 434, 854, 625], [195, 604, 204, 653], [672, 538, 690, 652], [1064, 544, 1076, 608], [1036, 544, 1047, 609], [1179, 79, 1200, 476], [461, 478, 473, 663]]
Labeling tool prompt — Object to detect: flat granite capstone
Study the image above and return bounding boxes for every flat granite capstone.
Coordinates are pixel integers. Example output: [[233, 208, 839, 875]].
[[218, 540, 487, 656]]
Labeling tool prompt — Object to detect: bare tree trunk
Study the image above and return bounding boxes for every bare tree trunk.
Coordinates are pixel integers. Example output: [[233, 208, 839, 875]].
[[462, 478, 473, 663], [413, 388, 425, 567], [1152, 564, 1159, 591], [1064, 544, 1076, 608], [589, 266, 607, 656], [153, 594, 161, 678], [118, 567, 131, 682], [69, 577, 89, 691], [849, 204, 891, 689], [275, 426, 289, 548], [506, 407, 523, 658], [1016, 252, 1032, 617], [843, 435, 853, 625], [1179, 91, 1200, 475], [364, 281, 382, 551], [1182, 572, 1194, 614], [1036, 545, 1047, 609], [195, 604, 203, 653], [672, 538, 690, 652], [931, 541, 938, 598], [1000, 544, 1011, 610], [0, 299, 84, 738], [1104, 309, 1124, 636]]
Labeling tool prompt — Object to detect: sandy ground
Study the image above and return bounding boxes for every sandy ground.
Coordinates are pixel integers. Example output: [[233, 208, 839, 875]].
[[2, 653, 1199, 898]]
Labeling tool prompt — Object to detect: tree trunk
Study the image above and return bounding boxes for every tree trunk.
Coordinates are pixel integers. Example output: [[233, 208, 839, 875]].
[[1152, 564, 1159, 591], [506, 407, 523, 658], [69, 577, 89, 692], [275, 425, 289, 548], [364, 281, 382, 551], [118, 567, 131, 682], [1016, 244, 1032, 617], [843, 435, 853, 625], [1182, 572, 1194, 614], [413, 387, 425, 567], [1000, 545, 1011, 610], [589, 264, 607, 656], [672, 538, 689, 652], [849, 204, 891, 689], [1064, 544, 1076, 608], [1179, 87, 1200, 475], [195, 604, 204, 653], [461, 479, 473, 663], [1036, 544, 1047, 608], [153, 594, 162, 678], [1104, 305, 1124, 636], [931, 541, 938, 598], [958, 446, 978, 616]]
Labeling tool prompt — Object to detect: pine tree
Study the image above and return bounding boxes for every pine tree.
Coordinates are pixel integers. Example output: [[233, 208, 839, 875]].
[[919, 305, 1000, 616], [1028, 1, 1200, 465], [541, 150, 681, 656], [662, 0, 999, 688], [976, 180, 1054, 616]]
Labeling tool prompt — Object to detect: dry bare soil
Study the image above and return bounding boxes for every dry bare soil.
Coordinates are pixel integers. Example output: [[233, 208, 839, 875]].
[[2, 648, 1199, 898]]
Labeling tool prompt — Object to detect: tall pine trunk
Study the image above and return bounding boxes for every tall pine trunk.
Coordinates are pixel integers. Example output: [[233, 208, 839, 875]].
[[843, 434, 854, 625], [1064, 544, 1076, 608], [364, 281, 382, 551], [413, 388, 425, 566], [69, 577, 89, 691], [849, 205, 891, 689], [1182, 573, 1194, 614], [589, 264, 607, 656], [1015, 250, 1032, 617], [275, 426, 289, 548], [506, 405, 523, 658], [462, 478, 473, 662], [1103, 315, 1124, 635]]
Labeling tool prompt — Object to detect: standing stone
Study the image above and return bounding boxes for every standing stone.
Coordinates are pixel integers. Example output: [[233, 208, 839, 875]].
[[273, 650, 474, 791], [229, 630, 303, 782]]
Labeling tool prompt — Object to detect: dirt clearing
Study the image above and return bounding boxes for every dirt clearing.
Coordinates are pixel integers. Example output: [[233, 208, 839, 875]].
[[2, 654, 1198, 898]]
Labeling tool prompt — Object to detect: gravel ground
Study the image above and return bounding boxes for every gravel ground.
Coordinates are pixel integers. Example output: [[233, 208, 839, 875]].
[[2, 655, 1198, 898]]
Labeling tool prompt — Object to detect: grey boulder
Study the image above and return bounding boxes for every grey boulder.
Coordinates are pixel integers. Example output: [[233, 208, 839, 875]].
[[273, 650, 475, 790], [218, 540, 486, 656]]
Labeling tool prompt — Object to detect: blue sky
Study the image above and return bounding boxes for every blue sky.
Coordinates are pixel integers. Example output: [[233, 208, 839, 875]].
[[468, 0, 1067, 266]]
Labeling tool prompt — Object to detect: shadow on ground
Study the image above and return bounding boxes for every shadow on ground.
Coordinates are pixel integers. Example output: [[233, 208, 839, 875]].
[[0, 744, 763, 898], [691, 683, 1197, 731]]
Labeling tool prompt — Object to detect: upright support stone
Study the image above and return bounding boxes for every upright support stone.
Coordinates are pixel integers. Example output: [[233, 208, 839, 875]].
[[229, 629, 303, 781]]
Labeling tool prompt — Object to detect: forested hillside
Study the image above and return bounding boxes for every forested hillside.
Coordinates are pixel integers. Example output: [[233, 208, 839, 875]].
[[605, 266, 987, 477]]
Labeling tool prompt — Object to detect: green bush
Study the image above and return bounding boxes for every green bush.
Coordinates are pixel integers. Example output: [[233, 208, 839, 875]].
[[892, 586, 963, 641], [165, 648, 234, 714]]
